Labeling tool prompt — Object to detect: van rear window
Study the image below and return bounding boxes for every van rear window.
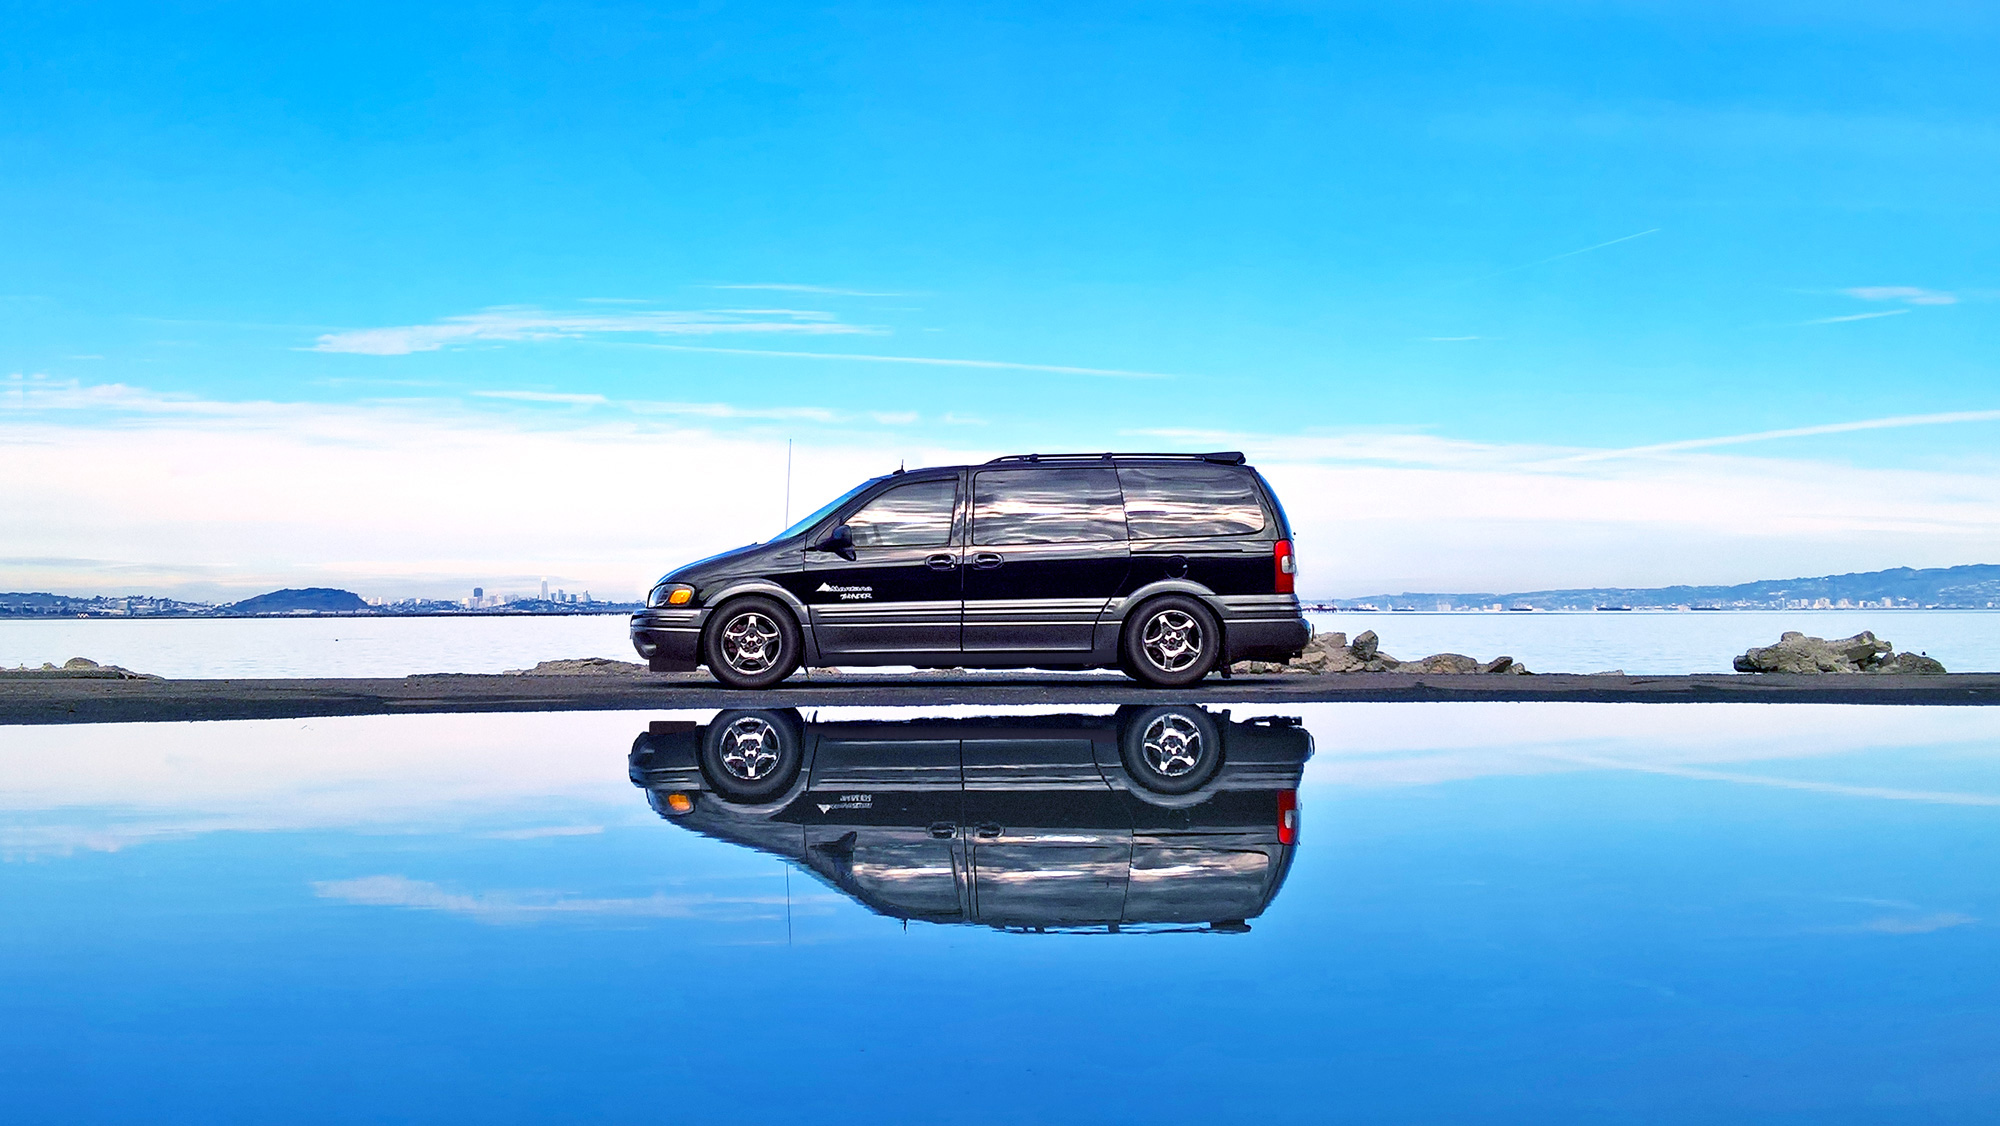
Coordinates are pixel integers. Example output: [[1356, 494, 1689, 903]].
[[1118, 465, 1266, 538]]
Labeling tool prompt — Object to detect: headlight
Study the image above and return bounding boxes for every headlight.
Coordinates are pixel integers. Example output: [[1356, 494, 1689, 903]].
[[647, 582, 696, 608]]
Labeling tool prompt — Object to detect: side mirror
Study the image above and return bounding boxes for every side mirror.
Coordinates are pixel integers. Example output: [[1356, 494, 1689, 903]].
[[812, 524, 857, 561]]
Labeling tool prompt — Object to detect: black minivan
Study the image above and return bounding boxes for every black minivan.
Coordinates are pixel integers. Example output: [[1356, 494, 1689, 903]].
[[630, 451, 1310, 688]]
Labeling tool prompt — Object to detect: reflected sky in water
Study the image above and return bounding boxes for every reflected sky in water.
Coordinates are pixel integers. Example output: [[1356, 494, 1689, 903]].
[[4, 703, 2000, 1122]]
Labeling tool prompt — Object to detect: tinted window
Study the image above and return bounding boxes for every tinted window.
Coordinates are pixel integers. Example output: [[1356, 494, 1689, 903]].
[[1119, 465, 1266, 538], [973, 468, 1125, 544], [845, 479, 957, 547]]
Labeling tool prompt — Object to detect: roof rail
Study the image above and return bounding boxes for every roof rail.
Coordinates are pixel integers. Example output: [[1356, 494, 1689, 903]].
[[983, 451, 1247, 466]]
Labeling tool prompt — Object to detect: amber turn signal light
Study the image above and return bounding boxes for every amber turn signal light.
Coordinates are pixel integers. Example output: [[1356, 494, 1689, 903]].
[[666, 588, 693, 605], [664, 792, 695, 815]]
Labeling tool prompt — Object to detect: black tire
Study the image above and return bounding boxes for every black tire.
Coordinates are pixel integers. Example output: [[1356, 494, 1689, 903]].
[[698, 708, 805, 801], [1118, 705, 1224, 794], [1120, 595, 1221, 688], [703, 595, 803, 689]]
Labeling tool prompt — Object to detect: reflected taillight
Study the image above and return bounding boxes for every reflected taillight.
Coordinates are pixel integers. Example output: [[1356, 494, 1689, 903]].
[[1277, 789, 1298, 844], [1274, 539, 1295, 594]]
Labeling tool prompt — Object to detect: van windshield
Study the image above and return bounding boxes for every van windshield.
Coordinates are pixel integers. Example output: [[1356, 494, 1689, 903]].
[[768, 478, 882, 543]]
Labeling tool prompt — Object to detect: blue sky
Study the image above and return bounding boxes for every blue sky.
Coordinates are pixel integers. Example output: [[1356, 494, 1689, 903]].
[[4, 2, 1998, 599]]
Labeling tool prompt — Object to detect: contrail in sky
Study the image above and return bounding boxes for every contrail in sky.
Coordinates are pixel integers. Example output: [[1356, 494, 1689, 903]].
[[1804, 309, 1911, 325], [1442, 227, 1662, 290], [1552, 409, 2000, 463], [634, 342, 1176, 379]]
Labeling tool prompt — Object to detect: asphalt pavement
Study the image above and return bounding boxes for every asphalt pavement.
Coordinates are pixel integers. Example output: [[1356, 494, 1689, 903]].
[[5, 670, 1999, 725]]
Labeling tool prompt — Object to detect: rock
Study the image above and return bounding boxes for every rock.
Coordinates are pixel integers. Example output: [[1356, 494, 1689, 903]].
[[1734, 631, 1946, 675], [1875, 652, 1948, 675], [1410, 653, 1480, 674], [504, 658, 651, 676], [1, 658, 158, 680], [1349, 630, 1379, 661], [1478, 656, 1516, 674]]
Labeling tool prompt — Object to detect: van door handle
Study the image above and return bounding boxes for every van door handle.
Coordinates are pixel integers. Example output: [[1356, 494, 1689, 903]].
[[928, 821, 957, 839], [972, 552, 1003, 569], [926, 553, 957, 571], [975, 822, 1003, 838]]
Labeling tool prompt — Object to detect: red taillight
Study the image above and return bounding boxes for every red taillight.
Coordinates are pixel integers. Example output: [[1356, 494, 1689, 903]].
[[1274, 538, 1295, 594], [1276, 789, 1299, 844]]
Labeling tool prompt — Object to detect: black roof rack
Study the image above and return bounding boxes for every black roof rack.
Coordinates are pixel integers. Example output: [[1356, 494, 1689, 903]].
[[983, 451, 1247, 466]]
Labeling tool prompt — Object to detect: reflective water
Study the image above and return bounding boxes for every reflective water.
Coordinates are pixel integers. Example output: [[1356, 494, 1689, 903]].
[[3, 608, 1996, 678], [4, 703, 2000, 1122]]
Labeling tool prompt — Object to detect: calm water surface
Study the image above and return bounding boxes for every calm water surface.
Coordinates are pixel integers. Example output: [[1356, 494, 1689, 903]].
[[4, 702, 1999, 1122], [1, 609, 1994, 677]]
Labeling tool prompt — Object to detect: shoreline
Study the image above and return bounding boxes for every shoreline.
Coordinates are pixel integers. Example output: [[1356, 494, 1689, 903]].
[[6, 671, 2000, 725]]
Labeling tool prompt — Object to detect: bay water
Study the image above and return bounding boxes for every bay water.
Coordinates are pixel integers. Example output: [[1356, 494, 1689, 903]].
[[1, 609, 1993, 679]]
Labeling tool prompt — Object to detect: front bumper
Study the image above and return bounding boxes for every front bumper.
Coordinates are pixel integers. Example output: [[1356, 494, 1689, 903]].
[[630, 608, 708, 672]]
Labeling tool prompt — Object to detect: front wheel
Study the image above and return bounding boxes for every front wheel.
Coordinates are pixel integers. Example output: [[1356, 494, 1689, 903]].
[[703, 596, 803, 689], [1120, 595, 1221, 688]]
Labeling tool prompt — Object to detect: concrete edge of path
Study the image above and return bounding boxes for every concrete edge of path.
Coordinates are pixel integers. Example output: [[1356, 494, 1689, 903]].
[[5, 671, 2000, 725]]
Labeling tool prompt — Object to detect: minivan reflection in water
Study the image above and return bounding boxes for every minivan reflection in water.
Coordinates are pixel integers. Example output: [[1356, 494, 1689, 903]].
[[629, 706, 1312, 933]]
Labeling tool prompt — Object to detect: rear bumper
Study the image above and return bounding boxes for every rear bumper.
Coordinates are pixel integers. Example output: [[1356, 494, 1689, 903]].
[[1223, 614, 1312, 664], [1215, 595, 1311, 663], [630, 609, 707, 672]]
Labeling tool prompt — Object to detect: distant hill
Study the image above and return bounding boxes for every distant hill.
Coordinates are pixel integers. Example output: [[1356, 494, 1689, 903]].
[[1327, 563, 2000, 611], [223, 588, 370, 615]]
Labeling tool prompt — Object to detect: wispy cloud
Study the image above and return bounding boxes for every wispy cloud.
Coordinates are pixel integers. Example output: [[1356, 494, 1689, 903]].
[[1551, 409, 2000, 463], [480, 825, 605, 840], [1844, 286, 1958, 306], [313, 874, 800, 925], [1423, 336, 1485, 342], [471, 390, 609, 406], [1856, 912, 1976, 935], [311, 306, 874, 356], [703, 282, 910, 297], [1805, 308, 1912, 325], [1539, 751, 2000, 807], [636, 342, 1175, 379]]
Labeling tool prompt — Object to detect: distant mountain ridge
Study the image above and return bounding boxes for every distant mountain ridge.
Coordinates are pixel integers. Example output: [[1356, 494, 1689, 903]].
[[223, 588, 370, 614], [1327, 563, 2000, 611]]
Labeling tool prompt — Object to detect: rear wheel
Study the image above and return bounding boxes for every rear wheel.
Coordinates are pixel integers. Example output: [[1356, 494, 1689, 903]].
[[1117, 705, 1224, 794], [1120, 595, 1220, 688], [703, 596, 802, 689]]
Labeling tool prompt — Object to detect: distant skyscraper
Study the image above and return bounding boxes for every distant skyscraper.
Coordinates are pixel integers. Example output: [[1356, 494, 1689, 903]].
[[540, 579, 548, 600], [473, 587, 483, 599]]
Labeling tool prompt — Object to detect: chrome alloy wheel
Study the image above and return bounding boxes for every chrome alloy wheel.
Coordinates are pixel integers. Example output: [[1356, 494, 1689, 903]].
[[1140, 609, 1204, 673], [1140, 713, 1204, 777], [718, 611, 783, 674], [715, 716, 784, 781]]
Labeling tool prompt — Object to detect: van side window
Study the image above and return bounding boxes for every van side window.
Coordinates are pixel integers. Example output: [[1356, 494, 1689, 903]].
[[973, 468, 1125, 544], [1119, 465, 1266, 538], [845, 479, 958, 547]]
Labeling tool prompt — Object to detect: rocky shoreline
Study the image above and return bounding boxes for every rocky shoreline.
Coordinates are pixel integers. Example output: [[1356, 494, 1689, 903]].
[[1232, 630, 1532, 676]]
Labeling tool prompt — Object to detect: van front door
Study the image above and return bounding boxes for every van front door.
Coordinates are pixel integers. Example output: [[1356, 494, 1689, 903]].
[[804, 475, 963, 658]]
